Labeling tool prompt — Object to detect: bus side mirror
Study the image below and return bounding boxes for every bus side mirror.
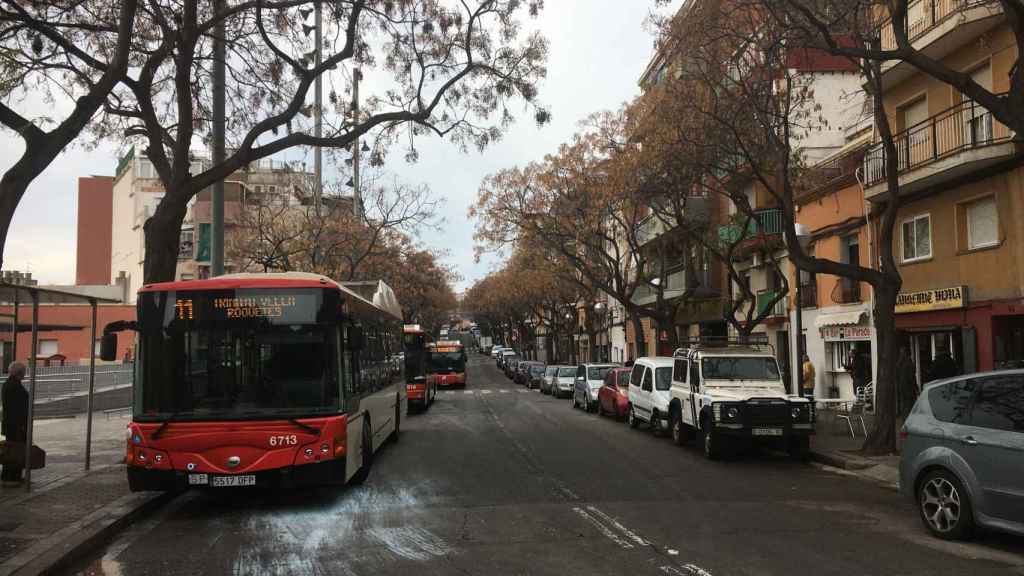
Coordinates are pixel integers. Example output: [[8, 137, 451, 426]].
[[349, 326, 365, 350], [100, 333, 118, 361]]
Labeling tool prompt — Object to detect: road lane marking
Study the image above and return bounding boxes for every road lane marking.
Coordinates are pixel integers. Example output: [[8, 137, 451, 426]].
[[463, 390, 474, 395], [498, 389, 510, 393], [585, 506, 648, 546], [572, 507, 633, 549], [481, 390, 492, 394], [517, 389, 529, 393]]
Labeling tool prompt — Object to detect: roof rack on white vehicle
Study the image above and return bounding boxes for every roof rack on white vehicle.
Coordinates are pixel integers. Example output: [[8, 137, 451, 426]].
[[672, 336, 775, 356]]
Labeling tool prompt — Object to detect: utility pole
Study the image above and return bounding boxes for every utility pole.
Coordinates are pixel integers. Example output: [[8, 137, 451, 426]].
[[314, 0, 323, 214], [352, 67, 362, 220], [211, 0, 226, 277]]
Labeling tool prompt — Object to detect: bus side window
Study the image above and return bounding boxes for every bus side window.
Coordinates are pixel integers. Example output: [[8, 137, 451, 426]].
[[337, 326, 351, 402]]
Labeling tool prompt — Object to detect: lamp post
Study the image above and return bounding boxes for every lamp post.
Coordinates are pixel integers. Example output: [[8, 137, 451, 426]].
[[794, 223, 813, 397]]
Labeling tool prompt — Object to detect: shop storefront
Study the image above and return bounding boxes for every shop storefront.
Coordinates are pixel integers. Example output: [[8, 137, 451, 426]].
[[895, 286, 972, 385], [813, 309, 874, 400]]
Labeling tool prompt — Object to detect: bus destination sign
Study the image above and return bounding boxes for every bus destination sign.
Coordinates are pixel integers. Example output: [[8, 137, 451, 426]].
[[175, 295, 301, 320]]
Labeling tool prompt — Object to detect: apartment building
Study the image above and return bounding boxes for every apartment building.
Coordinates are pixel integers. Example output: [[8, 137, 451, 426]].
[[865, 1, 1023, 379], [109, 148, 315, 299]]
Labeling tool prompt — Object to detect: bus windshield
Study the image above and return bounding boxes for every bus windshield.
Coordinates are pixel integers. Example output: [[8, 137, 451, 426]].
[[135, 289, 341, 421], [429, 351, 466, 373]]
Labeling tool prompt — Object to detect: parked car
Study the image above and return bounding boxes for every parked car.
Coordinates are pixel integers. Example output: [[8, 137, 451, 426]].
[[515, 361, 539, 385], [526, 362, 547, 389], [505, 357, 522, 379], [573, 363, 618, 412], [667, 342, 814, 460], [499, 350, 517, 371], [598, 367, 632, 419], [540, 365, 559, 394], [550, 366, 578, 399], [899, 371, 1024, 540], [491, 346, 506, 359], [626, 357, 675, 433]]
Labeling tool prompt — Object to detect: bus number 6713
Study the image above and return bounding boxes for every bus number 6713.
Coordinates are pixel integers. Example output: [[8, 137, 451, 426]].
[[269, 435, 298, 447]]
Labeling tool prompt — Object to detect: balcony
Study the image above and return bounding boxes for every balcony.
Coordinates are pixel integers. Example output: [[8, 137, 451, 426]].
[[636, 197, 709, 246], [798, 282, 818, 309], [632, 269, 688, 307], [717, 208, 784, 246], [756, 289, 787, 318], [877, 0, 1003, 88], [831, 278, 862, 305], [862, 98, 1016, 199]]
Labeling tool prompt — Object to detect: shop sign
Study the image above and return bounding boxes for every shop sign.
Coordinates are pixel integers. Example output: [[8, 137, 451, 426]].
[[895, 286, 966, 314], [820, 324, 872, 341]]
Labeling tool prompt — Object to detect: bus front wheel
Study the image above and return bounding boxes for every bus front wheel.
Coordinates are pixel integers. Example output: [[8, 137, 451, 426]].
[[349, 417, 374, 485]]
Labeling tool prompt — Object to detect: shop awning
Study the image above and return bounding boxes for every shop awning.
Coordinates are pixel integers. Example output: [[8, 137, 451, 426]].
[[814, 310, 866, 328]]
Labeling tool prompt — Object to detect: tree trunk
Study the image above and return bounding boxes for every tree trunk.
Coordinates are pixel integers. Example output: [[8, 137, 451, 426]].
[[143, 192, 191, 283], [0, 173, 30, 271], [862, 282, 900, 454], [630, 314, 645, 361]]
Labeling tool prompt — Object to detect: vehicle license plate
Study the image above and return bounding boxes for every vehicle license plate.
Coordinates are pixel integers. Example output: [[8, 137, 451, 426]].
[[187, 474, 208, 486], [211, 475, 256, 487], [752, 428, 783, 437]]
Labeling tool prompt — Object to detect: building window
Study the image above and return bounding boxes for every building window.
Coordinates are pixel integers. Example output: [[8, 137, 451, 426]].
[[39, 340, 59, 357], [901, 214, 931, 262], [966, 196, 998, 250]]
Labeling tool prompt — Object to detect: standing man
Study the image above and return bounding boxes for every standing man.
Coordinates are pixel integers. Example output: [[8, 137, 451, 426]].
[[801, 354, 816, 399], [897, 346, 919, 419], [2, 362, 28, 486], [845, 343, 870, 399]]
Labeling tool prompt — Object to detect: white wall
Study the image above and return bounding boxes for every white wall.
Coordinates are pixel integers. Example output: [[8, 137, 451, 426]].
[[789, 71, 864, 164]]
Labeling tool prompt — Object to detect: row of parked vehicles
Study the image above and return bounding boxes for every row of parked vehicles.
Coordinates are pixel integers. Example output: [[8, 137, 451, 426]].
[[491, 341, 1024, 542], [492, 342, 815, 461]]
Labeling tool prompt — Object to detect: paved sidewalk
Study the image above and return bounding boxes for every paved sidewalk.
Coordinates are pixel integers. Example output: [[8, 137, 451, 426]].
[[0, 414, 170, 575], [810, 409, 900, 490]]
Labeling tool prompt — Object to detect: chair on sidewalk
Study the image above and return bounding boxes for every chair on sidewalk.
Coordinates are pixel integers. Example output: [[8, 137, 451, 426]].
[[834, 383, 870, 438]]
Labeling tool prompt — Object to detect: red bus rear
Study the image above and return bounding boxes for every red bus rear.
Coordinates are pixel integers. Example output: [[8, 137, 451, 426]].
[[403, 324, 435, 411], [427, 341, 468, 388], [114, 273, 405, 491]]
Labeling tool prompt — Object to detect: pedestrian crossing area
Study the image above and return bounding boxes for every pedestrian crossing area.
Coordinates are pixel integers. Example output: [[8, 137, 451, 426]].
[[438, 388, 542, 395]]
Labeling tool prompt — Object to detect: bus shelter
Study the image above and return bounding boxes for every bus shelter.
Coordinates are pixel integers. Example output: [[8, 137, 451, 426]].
[[0, 283, 122, 491]]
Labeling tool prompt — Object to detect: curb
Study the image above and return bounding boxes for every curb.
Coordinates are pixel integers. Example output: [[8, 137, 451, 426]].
[[0, 489, 176, 576], [809, 449, 875, 470]]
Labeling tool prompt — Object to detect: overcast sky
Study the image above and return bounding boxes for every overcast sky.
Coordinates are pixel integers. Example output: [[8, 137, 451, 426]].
[[0, 1, 679, 290]]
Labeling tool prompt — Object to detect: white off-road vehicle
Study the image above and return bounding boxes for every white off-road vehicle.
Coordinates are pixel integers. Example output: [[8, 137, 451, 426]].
[[667, 342, 814, 460]]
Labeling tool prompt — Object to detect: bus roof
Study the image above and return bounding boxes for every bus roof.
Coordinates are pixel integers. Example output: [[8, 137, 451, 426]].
[[139, 272, 404, 321]]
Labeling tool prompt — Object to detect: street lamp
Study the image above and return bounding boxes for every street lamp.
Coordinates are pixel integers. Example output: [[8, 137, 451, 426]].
[[794, 223, 813, 397]]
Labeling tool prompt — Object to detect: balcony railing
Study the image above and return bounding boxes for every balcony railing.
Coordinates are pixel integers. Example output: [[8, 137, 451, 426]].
[[831, 278, 862, 305], [717, 208, 784, 245], [632, 269, 688, 306], [863, 96, 1013, 187], [756, 290, 787, 318], [879, 0, 993, 52], [798, 282, 817, 309]]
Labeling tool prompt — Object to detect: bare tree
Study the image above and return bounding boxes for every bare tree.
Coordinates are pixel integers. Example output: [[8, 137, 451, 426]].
[[89, 0, 548, 283], [0, 0, 139, 268]]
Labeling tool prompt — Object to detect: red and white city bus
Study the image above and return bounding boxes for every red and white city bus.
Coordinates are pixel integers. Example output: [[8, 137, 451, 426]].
[[427, 340, 468, 388], [403, 324, 436, 411], [104, 272, 406, 491]]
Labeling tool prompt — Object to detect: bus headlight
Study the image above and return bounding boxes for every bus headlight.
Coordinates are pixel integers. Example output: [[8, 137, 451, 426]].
[[320, 443, 330, 455]]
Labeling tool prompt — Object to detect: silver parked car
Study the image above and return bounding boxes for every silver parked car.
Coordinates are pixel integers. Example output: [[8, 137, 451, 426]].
[[899, 370, 1024, 540]]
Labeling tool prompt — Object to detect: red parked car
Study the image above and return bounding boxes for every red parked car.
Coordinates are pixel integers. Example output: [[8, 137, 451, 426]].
[[597, 367, 632, 419]]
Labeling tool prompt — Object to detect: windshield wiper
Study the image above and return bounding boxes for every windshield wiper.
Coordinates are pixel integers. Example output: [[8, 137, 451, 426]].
[[151, 412, 184, 440], [287, 418, 320, 435]]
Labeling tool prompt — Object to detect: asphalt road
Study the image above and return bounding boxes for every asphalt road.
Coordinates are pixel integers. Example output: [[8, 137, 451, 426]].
[[71, 356, 1024, 576]]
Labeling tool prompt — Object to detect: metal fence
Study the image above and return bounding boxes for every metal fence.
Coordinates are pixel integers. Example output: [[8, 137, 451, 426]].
[[1, 363, 134, 403]]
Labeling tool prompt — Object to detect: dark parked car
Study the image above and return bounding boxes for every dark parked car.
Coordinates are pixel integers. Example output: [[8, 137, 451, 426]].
[[515, 361, 539, 385], [505, 357, 522, 379], [526, 362, 547, 389], [899, 370, 1024, 540]]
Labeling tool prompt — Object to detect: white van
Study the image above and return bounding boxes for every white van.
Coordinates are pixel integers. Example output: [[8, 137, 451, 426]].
[[627, 357, 675, 433]]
